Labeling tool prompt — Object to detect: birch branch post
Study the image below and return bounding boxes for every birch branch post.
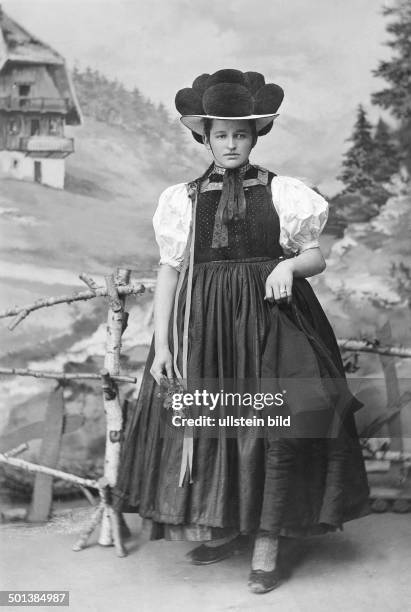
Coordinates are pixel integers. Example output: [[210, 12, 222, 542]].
[[79, 272, 100, 292], [0, 453, 118, 539], [0, 281, 145, 330], [1, 268, 145, 553], [95, 268, 130, 554], [0, 453, 99, 489]]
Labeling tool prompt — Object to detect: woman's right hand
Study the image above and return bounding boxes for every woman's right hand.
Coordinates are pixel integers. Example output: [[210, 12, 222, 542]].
[[150, 346, 174, 385]]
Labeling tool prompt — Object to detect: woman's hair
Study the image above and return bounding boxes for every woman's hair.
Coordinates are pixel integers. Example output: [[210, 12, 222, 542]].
[[203, 118, 258, 147]]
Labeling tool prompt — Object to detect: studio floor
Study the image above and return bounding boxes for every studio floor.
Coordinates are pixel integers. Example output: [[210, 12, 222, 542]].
[[1, 510, 410, 612]]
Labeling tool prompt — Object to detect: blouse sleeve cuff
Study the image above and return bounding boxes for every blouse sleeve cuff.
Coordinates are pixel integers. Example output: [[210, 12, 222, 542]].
[[298, 239, 320, 252], [158, 257, 183, 272]]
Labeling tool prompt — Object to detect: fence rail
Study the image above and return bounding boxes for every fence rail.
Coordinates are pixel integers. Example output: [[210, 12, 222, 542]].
[[0, 367, 136, 383], [337, 339, 411, 358]]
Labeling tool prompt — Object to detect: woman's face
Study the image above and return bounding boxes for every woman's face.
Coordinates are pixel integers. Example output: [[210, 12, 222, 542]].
[[205, 119, 255, 169]]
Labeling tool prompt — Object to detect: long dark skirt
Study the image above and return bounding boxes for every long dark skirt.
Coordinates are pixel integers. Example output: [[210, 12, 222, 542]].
[[113, 259, 369, 540]]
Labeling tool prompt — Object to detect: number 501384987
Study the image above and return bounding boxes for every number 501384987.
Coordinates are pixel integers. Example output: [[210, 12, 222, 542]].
[[0, 591, 69, 606]]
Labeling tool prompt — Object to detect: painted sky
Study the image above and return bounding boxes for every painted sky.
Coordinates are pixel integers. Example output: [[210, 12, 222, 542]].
[[2, 0, 394, 192]]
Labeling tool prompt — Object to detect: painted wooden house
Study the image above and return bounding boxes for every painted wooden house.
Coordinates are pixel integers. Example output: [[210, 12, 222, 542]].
[[0, 6, 82, 189]]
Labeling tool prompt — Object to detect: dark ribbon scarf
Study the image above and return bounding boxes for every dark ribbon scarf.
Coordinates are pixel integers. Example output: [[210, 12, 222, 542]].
[[211, 166, 248, 248]]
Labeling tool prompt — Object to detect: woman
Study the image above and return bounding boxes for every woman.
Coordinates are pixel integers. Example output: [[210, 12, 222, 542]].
[[114, 69, 369, 594]]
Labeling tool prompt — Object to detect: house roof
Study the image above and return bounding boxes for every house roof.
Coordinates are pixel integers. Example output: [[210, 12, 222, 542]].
[[0, 6, 82, 124]]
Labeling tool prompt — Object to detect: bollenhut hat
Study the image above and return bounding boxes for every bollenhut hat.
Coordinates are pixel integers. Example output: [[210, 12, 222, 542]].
[[175, 69, 284, 143]]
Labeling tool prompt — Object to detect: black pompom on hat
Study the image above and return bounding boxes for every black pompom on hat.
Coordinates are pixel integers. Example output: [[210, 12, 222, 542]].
[[175, 69, 284, 143]]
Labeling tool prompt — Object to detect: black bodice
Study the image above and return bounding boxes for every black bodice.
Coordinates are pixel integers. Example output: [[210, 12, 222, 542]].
[[194, 164, 284, 263]]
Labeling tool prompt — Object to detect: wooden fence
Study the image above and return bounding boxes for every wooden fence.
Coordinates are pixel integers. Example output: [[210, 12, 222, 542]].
[[341, 322, 411, 512], [0, 270, 410, 555], [0, 268, 151, 556]]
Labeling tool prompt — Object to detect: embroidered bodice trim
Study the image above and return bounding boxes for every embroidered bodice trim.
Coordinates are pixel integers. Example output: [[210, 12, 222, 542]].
[[152, 170, 329, 271]]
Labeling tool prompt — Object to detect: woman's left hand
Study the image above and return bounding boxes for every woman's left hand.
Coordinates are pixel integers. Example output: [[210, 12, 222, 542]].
[[265, 260, 294, 304]]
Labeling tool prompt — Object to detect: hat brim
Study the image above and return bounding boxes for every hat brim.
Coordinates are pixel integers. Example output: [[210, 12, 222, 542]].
[[180, 114, 279, 136]]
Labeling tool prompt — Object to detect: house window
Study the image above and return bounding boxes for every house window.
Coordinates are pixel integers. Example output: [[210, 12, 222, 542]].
[[30, 119, 40, 136], [49, 117, 60, 135], [19, 84, 31, 97], [8, 118, 21, 134]]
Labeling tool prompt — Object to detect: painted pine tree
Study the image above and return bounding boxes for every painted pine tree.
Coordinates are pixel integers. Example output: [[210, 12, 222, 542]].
[[372, 118, 400, 182], [372, 0, 411, 164], [338, 104, 375, 195]]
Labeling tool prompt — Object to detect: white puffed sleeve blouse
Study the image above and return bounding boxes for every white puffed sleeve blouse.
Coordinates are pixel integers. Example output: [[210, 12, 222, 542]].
[[152, 176, 329, 271]]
